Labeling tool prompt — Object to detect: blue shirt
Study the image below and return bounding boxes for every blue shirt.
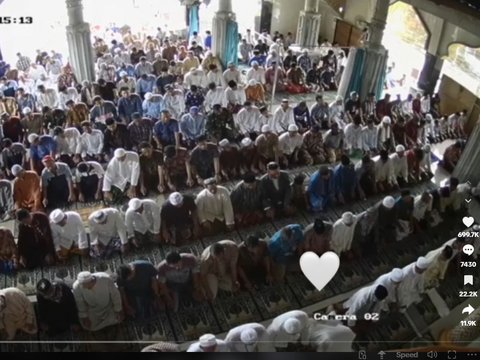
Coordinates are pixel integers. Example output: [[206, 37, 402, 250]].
[[204, 35, 212, 49], [30, 135, 57, 162], [268, 224, 304, 264], [185, 91, 205, 109], [293, 107, 311, 129], [142, 98, 164, 120], [118, 95, 143, 123], [308, 169, 335, 198], [249, 55, 267, 67], [180, 113, 206, 140], [333, 163, 357, 195], [154, 119, 179, 145], [136, 76, 156, 94]]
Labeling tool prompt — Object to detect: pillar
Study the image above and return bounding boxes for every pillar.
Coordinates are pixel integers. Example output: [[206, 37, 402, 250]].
[[417, 53, 444, 94], [296, 0, 321, 48], [338, 0, 389, 100], [65, 0, 95, 82], [212, 0, 237, 67]]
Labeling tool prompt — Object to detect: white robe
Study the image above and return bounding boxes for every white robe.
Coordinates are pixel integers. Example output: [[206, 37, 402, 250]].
[[373, 156, 395, 184], [56, 127, 82, 155], [163, 91, 185, 120], [187, 339, 230, 352], [195, 186, 235, 226], [0, 288, 37, 340], [344, 124, 363, 151], [206, 71, 226, 88], [72, 273, 122, 331], [397, 262, 427, 308], [50, 211, 88, 251], [374, 271, 401, 311], [88, 208, 128, 246], [236, 107, 262, 134], [103, 152, 140, 192], [225, 323, 270, 352], [80, 130, 104, 157], [266, 310, 309, 349], [272, 107, 295, 134], [390, 153, 408, 179], [125, 199, 161, 236], [304, 319, 355, 352], [204, 87, 225, 112], [344, 285, 383, 326], [330, 217, 358, 255]]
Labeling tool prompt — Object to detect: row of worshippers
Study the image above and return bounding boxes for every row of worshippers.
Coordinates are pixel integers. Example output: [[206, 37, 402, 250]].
[[339, 233, 471, 329]]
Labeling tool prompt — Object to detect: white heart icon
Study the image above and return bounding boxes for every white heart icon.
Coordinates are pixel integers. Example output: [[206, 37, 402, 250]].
[[463, 217, 475, 228], [300, 251, 340, 292]]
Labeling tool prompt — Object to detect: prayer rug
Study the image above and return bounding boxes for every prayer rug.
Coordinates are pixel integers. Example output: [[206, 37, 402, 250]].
[[411, 294, 441, 328], [271, 215, 310, 231], [330, 262, 372, 294], [358, 255, 396, 283], [11, 269, 42, 296], [237, 222, 277, 242], [251, 283, 301, 320], [286, 273, 336, 307], [80, 256, 121, 280], [43, 257, 82, 289], [160, 242, 206, 258], [200, 231, 243, 247], [126, 313, 175, 345], [38, 330, 85, 352], [436, 275, 465, 310], [167, 301, 220, 342], [211, 290, 262, 332]]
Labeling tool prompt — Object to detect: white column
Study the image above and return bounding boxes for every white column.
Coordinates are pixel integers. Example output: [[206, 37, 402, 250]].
[[296, 0, 321, 48], [65, 0, 95, 82], [212, 0, 235, 67], [367, 0, 389, 50]]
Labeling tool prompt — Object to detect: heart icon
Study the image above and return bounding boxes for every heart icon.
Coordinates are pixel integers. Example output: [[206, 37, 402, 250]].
[[463, 217, 475, 228], [300, 251, 340, 292]]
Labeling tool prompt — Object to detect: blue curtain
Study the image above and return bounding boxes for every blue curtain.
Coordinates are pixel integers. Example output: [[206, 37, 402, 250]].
[[188, 4, 200, 41], [224, 20, 239, 68], [375, 54, 388, 99], [346, 48, 366, 98]]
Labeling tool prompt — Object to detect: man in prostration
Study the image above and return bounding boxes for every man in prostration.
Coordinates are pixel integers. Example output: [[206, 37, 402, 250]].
[[259, 162, 294, 219], [237, 234, 273, 291], [116, 260, 160, 320], [88, 208, 129, 258], [157, 251, 204, 312], [196, 178, 235, 235], [200, 240, 240, 301], [160, 192, 200, 245], [11, 164, 42, 211], [0, 228, 18, 274], [0, 288, 37, 340], [268, 224, 306, 283], [103, 148, 140, 204], [49, 209, 89, 261], [230, 173, 265, 227], [187, 333, 230, 352], [36, 278, 80, 336], [125, 198, 161, 247], [398, 256, 432, 310], [75, 161, 104, 203], [16, 208, 56, 269], [72, 271, 123, 332], [266, 310, 309, 350], [225, 323, 270, 352], [330, 212, 358, 257]]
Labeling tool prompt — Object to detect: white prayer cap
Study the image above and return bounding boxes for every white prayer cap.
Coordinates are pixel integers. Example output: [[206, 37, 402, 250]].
[[22, 107, 32, 115], [115, 48, 122, 53], [92, 210, 107, 223], [423, 144, 431, 153], [382, 116, 391, 125], [49, 209, 66, 224], [251, 61, 259, 66], [248, 79, 257, 86], [77, 271, 94, 284], [416, 256, 431, 270], [119, 71, 127, 77], [219, 139, 230, 147], [27, 133, 39, 144], [199, 334, 217, 347], [144, 92, 153, 100], [288, 124, 299, 132], [283, 318, 302, 335], [395, 145, 405, 153], [261, 125, 271, 133], [425, 114, 433, 122], [335, 95, 343, 101], [114, 148, 126, 159], [341, 212, 355, 225], [390, 268, 404, 283], [382, 196, 395, 209], [128, 198, 142, 211], [11, 164, 23, 177], [240, 328, 258, 345], [241, 137, 253, 148], [169, 192, 183, 206]]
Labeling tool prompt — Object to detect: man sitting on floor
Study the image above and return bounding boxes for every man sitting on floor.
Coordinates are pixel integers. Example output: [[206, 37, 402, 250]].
[[49, 209, 89, 261], [88, 208, 129, 258]]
